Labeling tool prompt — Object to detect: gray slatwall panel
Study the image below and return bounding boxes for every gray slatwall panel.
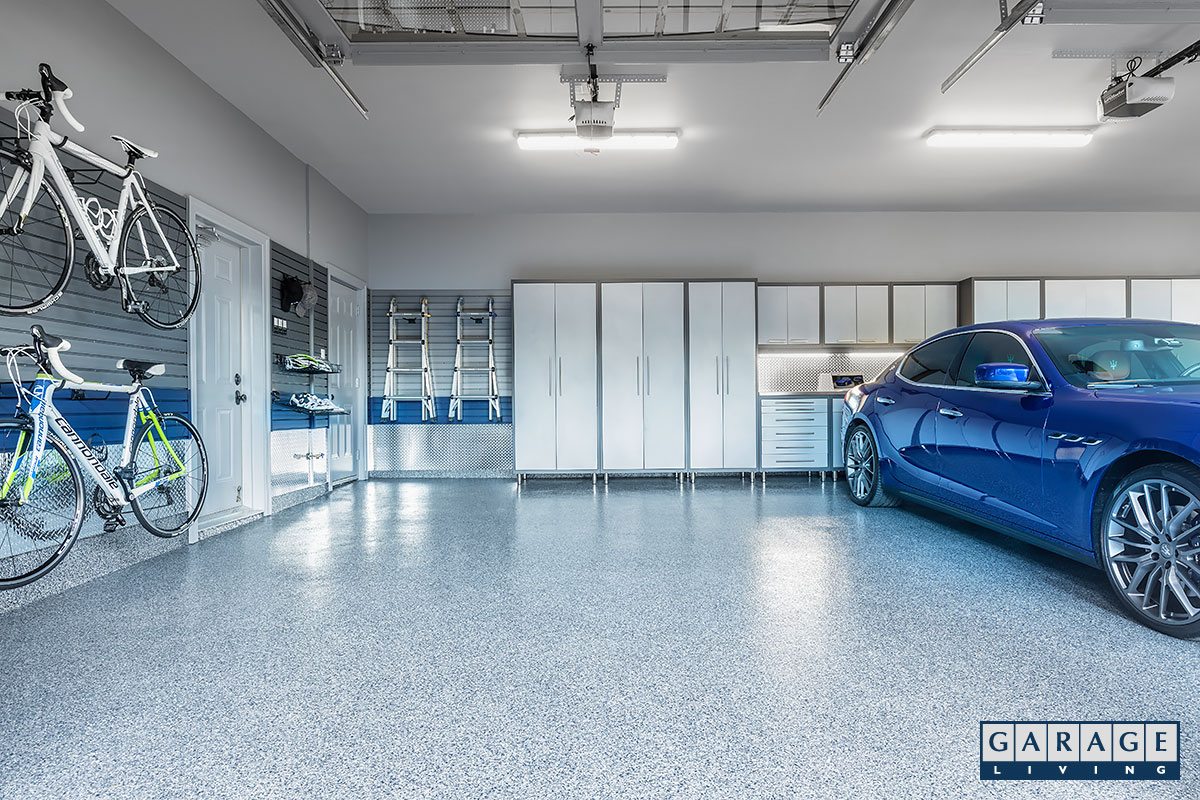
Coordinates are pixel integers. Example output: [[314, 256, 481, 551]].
[[368, 289, 513, 404], [270, 245, 330, 399], [0, 118, 188, 388]]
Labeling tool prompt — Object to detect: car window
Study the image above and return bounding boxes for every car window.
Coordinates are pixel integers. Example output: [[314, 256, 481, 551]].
[[1034, 323, 1200, 388], [899, 335, 963, 386], [954, 332, 1037, 387]]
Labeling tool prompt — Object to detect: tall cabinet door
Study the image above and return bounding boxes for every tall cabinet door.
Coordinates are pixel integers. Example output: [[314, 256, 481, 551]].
[[721, 282, 758, 469], [601, 283, 644, 470], [642, 283, 686, 470], [892, 285, 926, 344], [513, 283, 558, 470], [554, 283, 598, 470], [688, 282, 725, 469]]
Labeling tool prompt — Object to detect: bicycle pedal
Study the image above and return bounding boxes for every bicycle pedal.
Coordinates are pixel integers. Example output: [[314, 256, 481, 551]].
[[103, 514, 127, 533]]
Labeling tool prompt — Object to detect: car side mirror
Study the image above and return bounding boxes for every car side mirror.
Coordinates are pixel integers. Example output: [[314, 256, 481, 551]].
[[974, 362, 1044, 392]]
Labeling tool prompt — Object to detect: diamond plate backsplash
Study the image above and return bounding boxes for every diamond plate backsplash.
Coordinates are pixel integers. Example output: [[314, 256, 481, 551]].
[[370, 424, 514, 476], [758, 352, 902, 394]]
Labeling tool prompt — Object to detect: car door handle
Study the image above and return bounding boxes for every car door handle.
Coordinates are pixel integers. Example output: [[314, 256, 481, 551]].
[[938, 407, 963, 418], [877, 397, 896, 405]]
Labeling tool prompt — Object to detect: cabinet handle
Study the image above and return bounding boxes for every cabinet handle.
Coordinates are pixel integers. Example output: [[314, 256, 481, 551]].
[[859, 338, 878, 343], [767, 338, 786, 344], [645, 355, 651, 396], [635, 356, 640, 396], [837, 338, 856, 343], [789, 338, 809, 343], [558, 357, 563, 396], [725, 356, 730, 395]]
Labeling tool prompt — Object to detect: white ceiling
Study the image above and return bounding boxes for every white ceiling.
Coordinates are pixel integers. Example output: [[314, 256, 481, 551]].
[[106, 0, 1200, 214]]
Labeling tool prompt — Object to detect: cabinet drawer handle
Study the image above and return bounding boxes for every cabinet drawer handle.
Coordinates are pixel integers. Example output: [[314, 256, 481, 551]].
[[859, 338, 878, 342], [788, 338, 809, 343], [837, 338, 856, 343], [767, 338, 786, 343], [905, 338, 921, 342]]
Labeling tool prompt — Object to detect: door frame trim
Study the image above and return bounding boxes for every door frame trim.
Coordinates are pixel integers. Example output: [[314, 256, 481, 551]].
[[187, 196, 272, 539], [326, 263, 369, 482]]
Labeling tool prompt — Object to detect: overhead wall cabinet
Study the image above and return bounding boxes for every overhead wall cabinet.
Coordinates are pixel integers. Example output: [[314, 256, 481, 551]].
[[1043, 279, 1126, 318], [757, 285, 819, 345], [601, 282, 686, 471], [891, 284, 958, 344], [688, 281, 757, 470], [513, 282, 598, 472], [965, 279, 1041, 324], [823, 285, 888, 344], [1130, 279, 1200, 324]]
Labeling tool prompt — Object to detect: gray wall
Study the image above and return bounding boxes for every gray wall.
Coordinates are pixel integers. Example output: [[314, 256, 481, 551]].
[[367, 211, 1200, 290], [0, 0, 368, 281]]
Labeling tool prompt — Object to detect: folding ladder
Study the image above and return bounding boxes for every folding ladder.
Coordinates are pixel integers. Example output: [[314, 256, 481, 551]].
[[448, 296, 501, 422], [383, 297, 436, 421]]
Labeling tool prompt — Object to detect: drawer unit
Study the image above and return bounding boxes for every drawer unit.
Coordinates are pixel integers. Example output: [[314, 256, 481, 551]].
[[759, 396, 834, 470]]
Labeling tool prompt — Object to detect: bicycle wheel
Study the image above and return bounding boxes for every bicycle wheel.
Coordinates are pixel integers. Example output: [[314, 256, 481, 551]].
[[127, 412, 208, 538], [0, 148, 74, 314], [118, 204, 201, 330], [0, 419, 86, 589]]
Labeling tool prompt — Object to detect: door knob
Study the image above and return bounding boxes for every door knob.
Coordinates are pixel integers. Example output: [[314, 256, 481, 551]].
[[235, 390, 248, 405]]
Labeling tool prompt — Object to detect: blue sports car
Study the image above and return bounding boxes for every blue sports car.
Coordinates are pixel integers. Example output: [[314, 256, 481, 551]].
[[841, 319, 1200, 637]]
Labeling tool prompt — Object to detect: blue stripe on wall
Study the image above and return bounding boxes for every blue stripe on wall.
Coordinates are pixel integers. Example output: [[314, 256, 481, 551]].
[[369, 396, 512, 425], [0, 385, 190, 445]]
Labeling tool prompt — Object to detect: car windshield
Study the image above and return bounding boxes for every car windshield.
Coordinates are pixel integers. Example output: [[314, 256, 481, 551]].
[[1033, 323, 1200, 388]]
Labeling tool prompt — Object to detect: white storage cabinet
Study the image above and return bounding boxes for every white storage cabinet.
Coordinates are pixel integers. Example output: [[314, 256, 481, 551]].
[[688, 281, 757, 470], [757, 285, 820, 345], [823, 285, 889, 344], [601, 282, 686, 471], [513, 282, 598, 472]]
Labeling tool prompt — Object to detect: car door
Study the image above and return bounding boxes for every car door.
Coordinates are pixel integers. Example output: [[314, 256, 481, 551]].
[[874, 334, 967, 497], [935, 331, 1053, 532]]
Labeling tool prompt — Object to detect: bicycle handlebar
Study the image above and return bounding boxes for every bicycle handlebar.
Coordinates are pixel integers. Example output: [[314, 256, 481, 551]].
[[52, 88, 84, 133], [30, 325, 84, 385]]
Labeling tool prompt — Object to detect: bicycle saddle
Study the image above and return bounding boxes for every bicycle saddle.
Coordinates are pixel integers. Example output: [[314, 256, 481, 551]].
[[117, 359, 165, 380], [111, 135, 158, 161]]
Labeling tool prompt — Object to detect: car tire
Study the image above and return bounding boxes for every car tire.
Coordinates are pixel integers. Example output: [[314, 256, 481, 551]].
[[1096, 463, 1200, 638], [844, 424, 901, 508]]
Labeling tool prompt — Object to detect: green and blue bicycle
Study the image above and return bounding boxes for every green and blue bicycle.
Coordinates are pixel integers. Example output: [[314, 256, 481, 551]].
[[0, 325, 208, 588]]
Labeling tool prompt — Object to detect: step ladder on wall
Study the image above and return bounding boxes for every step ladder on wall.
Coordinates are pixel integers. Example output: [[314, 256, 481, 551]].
[[383, 297, 437, 421], [448, 296, 501, 421]]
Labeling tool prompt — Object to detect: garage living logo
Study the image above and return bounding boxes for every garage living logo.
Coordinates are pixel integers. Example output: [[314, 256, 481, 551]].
[[980, 722, 1179, 780]]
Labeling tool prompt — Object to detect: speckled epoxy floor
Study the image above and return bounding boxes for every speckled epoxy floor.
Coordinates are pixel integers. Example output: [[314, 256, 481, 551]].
[[1, 477, 1196, 799]]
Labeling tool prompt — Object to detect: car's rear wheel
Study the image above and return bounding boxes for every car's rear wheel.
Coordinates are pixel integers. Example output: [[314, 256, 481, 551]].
[[1099, 464, 1200, 638], [844, 425, 901, 508]]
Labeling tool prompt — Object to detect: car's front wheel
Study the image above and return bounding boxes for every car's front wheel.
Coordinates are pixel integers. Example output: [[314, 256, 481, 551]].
[[844, 425, 901, 508], [1099, 464, 1200, 638]]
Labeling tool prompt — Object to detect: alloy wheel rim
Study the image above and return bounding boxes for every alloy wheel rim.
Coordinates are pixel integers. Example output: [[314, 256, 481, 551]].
[[845, 430, 875, 501], [1106, 479, 1200, 626]]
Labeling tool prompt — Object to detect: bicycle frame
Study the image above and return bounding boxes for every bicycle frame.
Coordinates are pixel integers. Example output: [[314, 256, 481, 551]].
[[0, 372, 186, 507], [0, 112, 181, 279]]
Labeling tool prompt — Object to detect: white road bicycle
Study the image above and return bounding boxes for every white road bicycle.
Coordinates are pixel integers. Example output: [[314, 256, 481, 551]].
[[0, 63, 201, 329], [0, 326, 209, 589]]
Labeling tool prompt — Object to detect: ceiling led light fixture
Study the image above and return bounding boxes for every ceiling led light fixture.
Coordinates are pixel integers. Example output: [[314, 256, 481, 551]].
[[924, 128, 1094, 149], [516, 131, 680, 151]]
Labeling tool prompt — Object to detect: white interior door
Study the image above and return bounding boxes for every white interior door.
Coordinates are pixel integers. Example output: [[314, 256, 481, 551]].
[[513, 283, 557, 470], [554, 283, 598, 471], [720, 282, 758, 469], [688, 282, 724, 469], [328, 278, 360, 483], [601, 283, 644, 470], [195, 238, 244, 514], [641, 283, 685, 470]]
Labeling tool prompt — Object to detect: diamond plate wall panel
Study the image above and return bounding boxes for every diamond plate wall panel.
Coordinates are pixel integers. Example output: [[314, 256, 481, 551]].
[[370, 424, 513, 476], [758, 353, 902, 394], [272, 429, 316, 496]]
